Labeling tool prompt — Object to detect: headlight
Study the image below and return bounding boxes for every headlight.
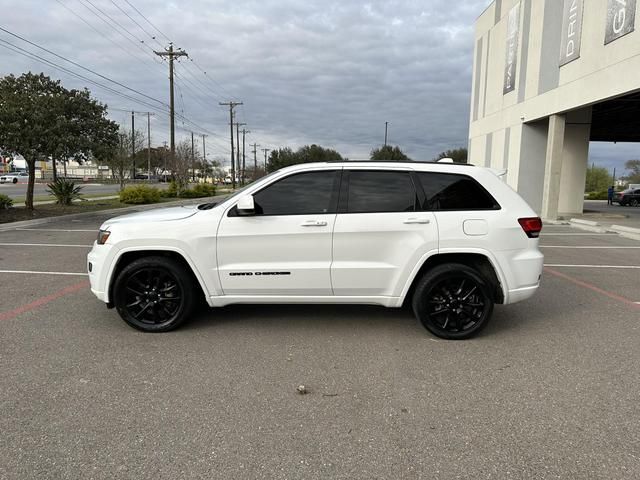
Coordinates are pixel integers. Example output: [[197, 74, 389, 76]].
[[97, 229, 111, 245]]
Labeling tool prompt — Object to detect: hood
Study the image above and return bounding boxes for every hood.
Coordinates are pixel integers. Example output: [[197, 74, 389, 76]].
[[104, 206, 199, 227]]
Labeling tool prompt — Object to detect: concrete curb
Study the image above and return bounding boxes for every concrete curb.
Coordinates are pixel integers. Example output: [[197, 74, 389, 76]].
[[568, 218, 607, 233], [610, 224, 640, 241], [0, 195, 227, 232]]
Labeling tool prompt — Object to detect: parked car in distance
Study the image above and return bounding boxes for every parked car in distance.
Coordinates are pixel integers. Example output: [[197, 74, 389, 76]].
[[613, 188, 640, 206], [0, 171, 29, 184], [88, 161, 544, 340]]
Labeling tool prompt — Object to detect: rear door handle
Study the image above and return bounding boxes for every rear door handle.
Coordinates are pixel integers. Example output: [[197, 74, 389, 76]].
[[404, 218, 431, 224], [301, 220, 328, 227]]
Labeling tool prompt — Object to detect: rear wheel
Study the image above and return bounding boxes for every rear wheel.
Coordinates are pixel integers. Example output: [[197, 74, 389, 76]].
[[12, 178, 18, 184], [113, 256, 195, 332], [412, 263, 494, 340]]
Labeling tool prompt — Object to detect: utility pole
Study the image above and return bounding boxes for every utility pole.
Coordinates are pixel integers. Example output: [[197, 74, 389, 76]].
[[262, 148, 271, 172], [241, 128, 249, 185], [384, 121, 389, 147], [234, 122, 246, 185], [154, 44, 188, 156], [251, 143, 259, 178], [147, 112, 153, 181], [219, 101, 243, 189], [131, 111, 135, 180], [202, 134, 207, 182], [191, 131, 195, 183]]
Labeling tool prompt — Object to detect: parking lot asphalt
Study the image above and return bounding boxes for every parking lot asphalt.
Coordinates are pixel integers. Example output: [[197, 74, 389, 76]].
[[1, 213, 639, 479]]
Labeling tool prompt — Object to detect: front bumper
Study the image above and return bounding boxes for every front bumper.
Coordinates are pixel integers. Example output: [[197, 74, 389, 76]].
[[87, 242, 116, 303]]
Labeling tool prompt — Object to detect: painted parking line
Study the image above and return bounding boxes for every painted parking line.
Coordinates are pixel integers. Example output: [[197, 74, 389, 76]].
[[540, 246, 640, 249], [0, 243, 91, 248], [544, 267, 639, 310], [544, 264, 640, 269], [0, 270, 89, 276], [540, 233, 618, 236], [0, 280, 90, 322], [14, 228, 97, 232]]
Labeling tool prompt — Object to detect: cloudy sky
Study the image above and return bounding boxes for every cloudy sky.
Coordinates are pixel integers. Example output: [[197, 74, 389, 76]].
[[0, 0, 636, 173]]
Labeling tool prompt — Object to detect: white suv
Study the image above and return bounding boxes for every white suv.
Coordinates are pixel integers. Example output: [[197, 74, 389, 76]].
[[88, 162, 543, 339]]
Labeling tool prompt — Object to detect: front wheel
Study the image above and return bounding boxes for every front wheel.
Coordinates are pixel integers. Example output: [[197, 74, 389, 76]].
[[113, 256, 195, 332], [412, 263, 494, 340]]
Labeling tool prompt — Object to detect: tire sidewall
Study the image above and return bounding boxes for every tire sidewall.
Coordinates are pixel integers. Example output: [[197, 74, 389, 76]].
[[412, 263, 494, 340], [113, 256, 195, 332]]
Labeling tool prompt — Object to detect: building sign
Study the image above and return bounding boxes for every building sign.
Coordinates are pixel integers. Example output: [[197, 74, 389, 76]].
[[560, 0, 584, 65], [605, 0, 636, 44], [503, 3, 521, 94]]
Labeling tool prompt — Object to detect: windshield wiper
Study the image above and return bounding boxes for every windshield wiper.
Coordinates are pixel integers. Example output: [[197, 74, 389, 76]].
[[197, 202, 218, 210]]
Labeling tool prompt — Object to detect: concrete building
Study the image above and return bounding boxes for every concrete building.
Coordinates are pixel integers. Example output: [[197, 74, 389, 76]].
[[469, 0, 640, 219]]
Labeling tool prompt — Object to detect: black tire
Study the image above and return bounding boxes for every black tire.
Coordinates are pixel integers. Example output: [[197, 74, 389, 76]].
[[12, 178, 18, 184], [412, 263, 494, 340], [631, 199, 639, 207], [113, 256, 196, 332]]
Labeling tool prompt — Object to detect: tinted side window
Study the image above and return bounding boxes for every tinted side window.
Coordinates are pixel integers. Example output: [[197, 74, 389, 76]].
[[347, 171, 416, 213], [253, 171, 338, 215], [416, 172, 500, 210]]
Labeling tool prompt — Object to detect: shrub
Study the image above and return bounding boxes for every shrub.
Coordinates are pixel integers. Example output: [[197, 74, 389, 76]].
[[0, 193, 13, 209], [586, 190, 608, 200], [181, 183, 217, 198], [159, 180, 178, 198], [47, 178, 83, 206], [119, 185, 162, 204]]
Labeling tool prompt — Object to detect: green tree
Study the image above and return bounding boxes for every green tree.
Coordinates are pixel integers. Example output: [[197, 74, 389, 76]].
[[623, 159, 640, 185], [52, 87, 118, 179], [434, 147, 468, 163], [0, 73, 118, 209], [370, 145, 411, 161], [585, 166, 612, 193], [267, 145, 344, 172]]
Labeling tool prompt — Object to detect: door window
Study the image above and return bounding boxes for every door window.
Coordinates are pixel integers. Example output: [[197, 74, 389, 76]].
[[416, 172, 500, 211], [345, 171, 416, 213], [252, 170, 339, 215]]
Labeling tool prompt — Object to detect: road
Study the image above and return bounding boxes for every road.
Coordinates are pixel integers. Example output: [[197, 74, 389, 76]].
[[0, 181, 169, 201], [0, 210, 639, 479]]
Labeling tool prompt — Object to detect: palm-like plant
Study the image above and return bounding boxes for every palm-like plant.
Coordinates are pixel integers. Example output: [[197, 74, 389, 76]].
[[46, 178, 83, 206]]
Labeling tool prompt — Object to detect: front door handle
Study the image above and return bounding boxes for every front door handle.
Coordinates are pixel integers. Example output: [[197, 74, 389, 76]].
[[404, 218, 431, 225], [301, 220, 328, 227]]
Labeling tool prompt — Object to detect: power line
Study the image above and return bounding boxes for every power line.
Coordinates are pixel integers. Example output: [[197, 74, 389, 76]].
[[123, 0, 172, 43], [108, 0, 164, 49], [0, 26, 166, 108]]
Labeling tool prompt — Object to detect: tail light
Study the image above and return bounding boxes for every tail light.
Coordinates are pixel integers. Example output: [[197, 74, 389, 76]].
[[518, 217, 542, 238]]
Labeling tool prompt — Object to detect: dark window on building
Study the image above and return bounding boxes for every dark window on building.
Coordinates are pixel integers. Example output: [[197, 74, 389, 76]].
[[346, 171, 416, 213], [416, 172, 500, 211], [253, 171, 338, 215]]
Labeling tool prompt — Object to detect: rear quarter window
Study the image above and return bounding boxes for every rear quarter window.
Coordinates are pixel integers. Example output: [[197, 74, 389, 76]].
[[416, 172, 500, 211]]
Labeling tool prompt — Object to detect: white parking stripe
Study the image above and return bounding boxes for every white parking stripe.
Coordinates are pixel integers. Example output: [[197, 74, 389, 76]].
[[540, 233, 618, 236], [0, 243, 91, 248], [540, 246, 640, 249], [0, 270, 88, 276], [544, 264, 640, 269], [14, 228, 96, 232]]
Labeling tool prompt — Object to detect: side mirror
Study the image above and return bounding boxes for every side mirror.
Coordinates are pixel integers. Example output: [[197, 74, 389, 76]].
[[236, 195, 255, 216]]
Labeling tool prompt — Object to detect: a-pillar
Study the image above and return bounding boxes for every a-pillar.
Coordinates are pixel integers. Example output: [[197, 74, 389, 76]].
[[541, 114, 566, 221]]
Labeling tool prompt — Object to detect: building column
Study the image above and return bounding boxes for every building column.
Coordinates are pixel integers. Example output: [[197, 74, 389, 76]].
[[541, 114, 566, 221]]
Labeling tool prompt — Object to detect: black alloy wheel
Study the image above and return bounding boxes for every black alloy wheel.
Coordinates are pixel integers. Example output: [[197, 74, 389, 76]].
[[412, 263, 494, 340], [113, 256, 195, 332]]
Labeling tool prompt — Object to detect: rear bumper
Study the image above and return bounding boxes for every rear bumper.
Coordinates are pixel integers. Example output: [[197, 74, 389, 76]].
[[496, 247, 544, 305]]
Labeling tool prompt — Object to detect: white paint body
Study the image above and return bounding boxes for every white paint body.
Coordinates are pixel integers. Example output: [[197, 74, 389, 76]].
[[87, 162, 544, 309]]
